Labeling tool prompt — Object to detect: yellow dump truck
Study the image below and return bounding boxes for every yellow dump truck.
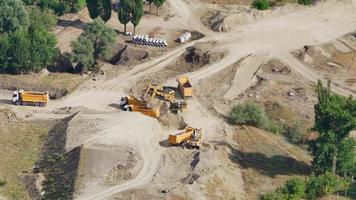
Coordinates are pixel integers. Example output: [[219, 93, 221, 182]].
[[168, 127, 202, 149], [12, 90, 49, 107], [177, 77, 193, 98], [120, 95, 160, 118]]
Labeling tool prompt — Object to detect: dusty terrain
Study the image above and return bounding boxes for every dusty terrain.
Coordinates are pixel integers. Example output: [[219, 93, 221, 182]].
[[1, 0, 356, 199]]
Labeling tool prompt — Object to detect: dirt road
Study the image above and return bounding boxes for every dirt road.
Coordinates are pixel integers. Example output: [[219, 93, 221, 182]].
[[2, 0, 356, 199]]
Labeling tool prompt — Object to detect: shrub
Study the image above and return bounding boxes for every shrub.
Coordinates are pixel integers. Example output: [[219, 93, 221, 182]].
[[285, 122, 305, 144], [252, 0, 270, 10], [305, 172, 340, 200], [228, 102, 268, 127], [280, 177, 306, 200], [298, 0, 312, 5], [262, 177, 305, 200]]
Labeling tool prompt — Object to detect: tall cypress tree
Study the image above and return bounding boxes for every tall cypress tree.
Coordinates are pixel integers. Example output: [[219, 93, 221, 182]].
[[86, 0, 111, 21], [131, 0, 143, 34], [117, 0, 131, 32], [310, 80, 356, 175], [153, 0, 165, 15]]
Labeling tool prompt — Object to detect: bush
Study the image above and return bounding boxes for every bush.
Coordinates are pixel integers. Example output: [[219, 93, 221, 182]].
[[262, 177, 305, 200], [280, 177, 306, 200], [285, 122, 305, 144], [305, 172, 340, 200], [252, 0, 270, 10], [228, 102, 268, 127], [298, 0, 312, 5], [229, 102, 280, 133]]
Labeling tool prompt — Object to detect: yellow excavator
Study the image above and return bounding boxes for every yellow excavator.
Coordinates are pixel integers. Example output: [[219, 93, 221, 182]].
[[144, 83, 187, 113]]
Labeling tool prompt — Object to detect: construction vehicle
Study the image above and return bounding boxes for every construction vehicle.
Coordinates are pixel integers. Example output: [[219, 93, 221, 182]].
[[145, 83, 175, 102], [168, 127, 202, 149], [145, 83, 187, 113], [177, 77, 193, 98], [120, 95, 160, 118], [12, 90, 49, 107]]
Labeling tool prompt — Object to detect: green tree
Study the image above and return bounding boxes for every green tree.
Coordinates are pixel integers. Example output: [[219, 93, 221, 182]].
[[131, 0, 143, 34], [82, 18, 116, 59], [310, 80, 356, 175], [252, 0, 270, 10], [0, 6, 57, 75], [0, 0, 30, 33], [27, 7, 57, 31], [86, 0, 111, 21], [3, 30, 32, 74], [70, 36, 95, 72], [337, 138, 356, 178], [29, 28, 58, 72], [153, 0, 165, 15], [298, 0, 312, 5], [71, 18, 116, 72], [117, 0, 131, 32]]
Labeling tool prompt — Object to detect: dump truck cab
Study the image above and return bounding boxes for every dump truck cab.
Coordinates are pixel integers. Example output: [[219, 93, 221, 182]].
[[12, 90, 20, 104]]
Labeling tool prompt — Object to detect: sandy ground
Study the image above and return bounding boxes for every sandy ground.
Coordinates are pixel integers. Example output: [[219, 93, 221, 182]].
[[1, 0, 356, 199]]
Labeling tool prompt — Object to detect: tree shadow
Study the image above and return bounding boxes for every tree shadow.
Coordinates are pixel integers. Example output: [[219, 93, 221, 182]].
[[212, 141, 311, 178], [57, 19, 85, 30]]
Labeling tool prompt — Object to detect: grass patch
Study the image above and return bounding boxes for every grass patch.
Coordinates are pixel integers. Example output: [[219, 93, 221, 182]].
[[0, 109, 48, 200]]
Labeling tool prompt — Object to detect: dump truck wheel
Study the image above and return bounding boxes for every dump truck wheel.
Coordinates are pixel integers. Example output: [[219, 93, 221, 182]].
[[40, 103, 45, 107], [35, 103, 40, 107], [15, 101, 20, 105]]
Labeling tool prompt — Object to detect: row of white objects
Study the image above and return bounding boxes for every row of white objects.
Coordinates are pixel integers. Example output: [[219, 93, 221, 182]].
[[132, 35, 167, 47]]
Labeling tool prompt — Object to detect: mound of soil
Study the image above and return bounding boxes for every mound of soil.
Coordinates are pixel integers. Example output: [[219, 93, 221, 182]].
[[158, 113, 187, 130], [109, 43, 149, 66], [168, 42, 224, 73], [261, 59, 291, 74]]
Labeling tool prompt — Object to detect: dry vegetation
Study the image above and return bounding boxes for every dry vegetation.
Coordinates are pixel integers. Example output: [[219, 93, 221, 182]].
[[0, 109, 48, 199]]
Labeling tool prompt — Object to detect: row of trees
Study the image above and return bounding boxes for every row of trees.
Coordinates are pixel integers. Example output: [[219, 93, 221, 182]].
[[0, 0, 57, 74], [22, 0, 86, 16]]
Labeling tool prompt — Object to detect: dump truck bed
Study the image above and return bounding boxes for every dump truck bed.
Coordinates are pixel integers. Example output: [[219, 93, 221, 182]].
[[177, 77, 193, 98], [168, 127, 194, 144], [129, 105, 160, 118], [20, 92, 49, 103]]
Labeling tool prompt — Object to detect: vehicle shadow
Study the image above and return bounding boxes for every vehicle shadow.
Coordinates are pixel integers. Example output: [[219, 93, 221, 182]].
[[108, 103, 121, 109], [0, 99, 12, 105], [159, 139, 171, 148]]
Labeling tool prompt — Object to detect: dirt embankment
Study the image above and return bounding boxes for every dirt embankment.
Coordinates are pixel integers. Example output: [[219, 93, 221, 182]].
[[202, 4, 300, 32], [31, 114, 81, 200], [0, 73, 86, 99]]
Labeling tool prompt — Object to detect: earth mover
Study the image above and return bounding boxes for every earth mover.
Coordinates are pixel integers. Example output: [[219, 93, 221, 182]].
[[168, 127, 202, 149], [12, 90, 49, 107], [145, 83, 187, 113]]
